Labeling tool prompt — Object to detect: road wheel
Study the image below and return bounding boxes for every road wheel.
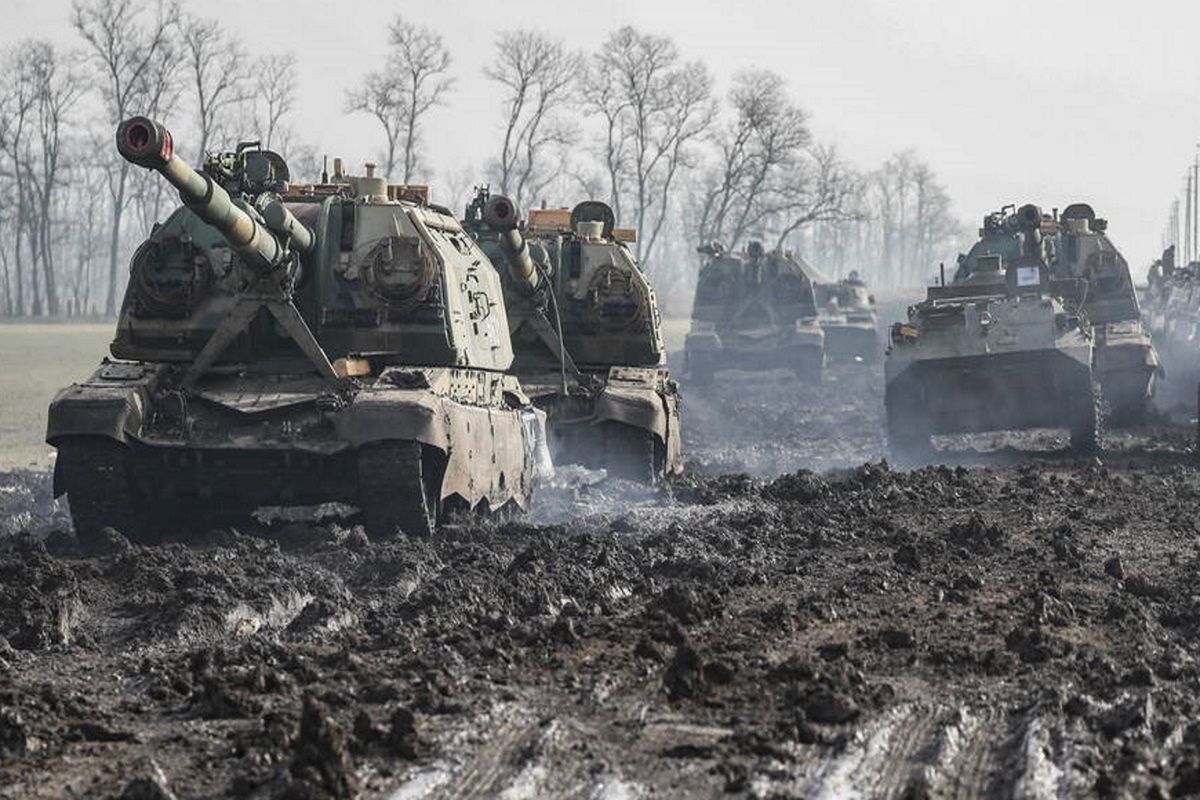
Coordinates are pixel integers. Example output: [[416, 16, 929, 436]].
[[357, 441, 439, 539]]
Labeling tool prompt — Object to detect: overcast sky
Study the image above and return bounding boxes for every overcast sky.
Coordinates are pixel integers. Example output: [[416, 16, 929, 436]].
[[5, 0, 1199, 275]]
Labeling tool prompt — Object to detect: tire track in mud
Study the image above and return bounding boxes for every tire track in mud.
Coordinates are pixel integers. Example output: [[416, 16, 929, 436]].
[[925, 707, 1024, 800], [389, 695, 649, 800], [867, 704, 941, 799], [780, 706, 1071, 800], [435, 707, 546, 799], [1012, 717, 1069, 800], [794, 705, 918, 798]]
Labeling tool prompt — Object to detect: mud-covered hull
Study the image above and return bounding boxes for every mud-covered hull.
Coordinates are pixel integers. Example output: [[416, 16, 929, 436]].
[[1093, 322, 1159, 425], [684, 326, 825, 382], [520, 366, 682, 481], [47, 361, 546, 542]]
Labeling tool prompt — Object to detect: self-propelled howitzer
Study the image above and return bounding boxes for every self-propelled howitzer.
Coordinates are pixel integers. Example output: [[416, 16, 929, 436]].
[[1050, 204, 1158, 424], [685, 243, 826, 383], [48, 118, 549, 545], [464, 190, 682, 481]]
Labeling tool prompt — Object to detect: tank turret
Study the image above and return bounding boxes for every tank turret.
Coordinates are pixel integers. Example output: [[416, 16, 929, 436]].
[[1014, 203, 1045, 264], [115, 117, 335, 384], [956, 203, 1050, 285]]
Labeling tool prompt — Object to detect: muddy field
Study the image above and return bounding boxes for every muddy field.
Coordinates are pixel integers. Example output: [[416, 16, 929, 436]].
[[5, 351, 1200, 798]]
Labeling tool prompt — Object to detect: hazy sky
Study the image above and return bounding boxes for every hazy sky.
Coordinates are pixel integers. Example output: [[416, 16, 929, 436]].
[[5, 0, 1200, 275]]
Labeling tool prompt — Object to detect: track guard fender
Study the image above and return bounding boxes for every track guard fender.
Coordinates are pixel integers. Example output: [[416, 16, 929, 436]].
[[338, 389, 534, 509], [336, 390, 451, 451], [591, 367, 670, 440], [45, 362, 161, 449]]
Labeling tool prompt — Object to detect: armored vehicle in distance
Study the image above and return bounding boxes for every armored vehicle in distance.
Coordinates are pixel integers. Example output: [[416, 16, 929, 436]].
[[1049, 204, 1158, 424], [685, 242, 825, 384], [1142, 245, 1176, 341], [464, 191, 681, 481], [952, 203, 1158, 423], [814, 270, 880, 362], [886, 204, 1097, 459], [1146, 247, 1200, 410], [47, 118, 547, 545]]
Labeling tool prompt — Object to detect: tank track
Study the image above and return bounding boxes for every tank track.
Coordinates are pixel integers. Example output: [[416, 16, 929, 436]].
[[357, 441, 438, 539], [58, 437, 159, 546], [1069, 381, 1103, 456]]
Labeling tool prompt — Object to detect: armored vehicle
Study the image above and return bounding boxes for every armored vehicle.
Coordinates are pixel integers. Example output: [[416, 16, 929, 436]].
[[463, 190, 681, 481], [886, 204, 1097, 458], [685, 242, 825, 384], [47, 118, 547, 546], [1153, 253, 1200, 409], [1142, 246, 1176, 341], [1161, 262, 1200, 361], [1047, 204, 1158, 424], [813, 270, 880, 362]]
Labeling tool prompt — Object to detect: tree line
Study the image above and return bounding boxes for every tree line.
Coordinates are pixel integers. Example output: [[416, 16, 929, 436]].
[[0, 1, 966, 318]]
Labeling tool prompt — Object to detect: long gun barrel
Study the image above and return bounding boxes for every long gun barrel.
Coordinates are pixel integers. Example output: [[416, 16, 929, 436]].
[[481, 195, 542, 294], [116, 116, 292, 272]]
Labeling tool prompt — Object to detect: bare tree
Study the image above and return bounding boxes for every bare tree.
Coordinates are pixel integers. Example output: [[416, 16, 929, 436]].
[[0, 213, 11, 315], [0, 44, 39, 314], [587, 27, 716, 270], [694, 70, 859, 257], [72, 0, 176, 315], [179, 13, 250, 161], [63, 163, 109, 315], [806, 150, 963, 287], [697, 70, 811, 248], [346, 15, 454, 183], [486, 30, 581, 211], [254, 53, 296, 152], [771, 144, 861, 250], [25, 42, 85, 315], [345, 70, 401, 177], [438, 163, 483, 216]]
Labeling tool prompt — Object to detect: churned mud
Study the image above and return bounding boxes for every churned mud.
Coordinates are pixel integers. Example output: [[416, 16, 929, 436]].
[[4, 353, 1200, 798]]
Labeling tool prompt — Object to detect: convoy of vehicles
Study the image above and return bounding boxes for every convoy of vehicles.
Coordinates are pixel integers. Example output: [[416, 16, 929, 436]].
[[42, 115, 1185, 541]]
